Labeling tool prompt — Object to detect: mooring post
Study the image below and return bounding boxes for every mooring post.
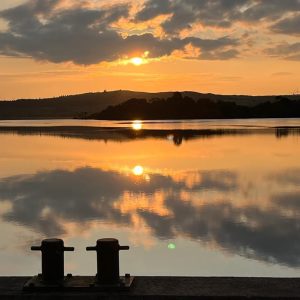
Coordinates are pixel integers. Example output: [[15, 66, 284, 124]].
[[25, 238, 133, 291], [31, 238, 74, 283], [86, 238, 129, 285]]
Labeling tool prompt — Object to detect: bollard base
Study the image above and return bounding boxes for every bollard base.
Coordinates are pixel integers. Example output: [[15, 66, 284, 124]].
[[89, 276, 135, 291], [23, 275, 70, 291], [23, 276, 135, 292]]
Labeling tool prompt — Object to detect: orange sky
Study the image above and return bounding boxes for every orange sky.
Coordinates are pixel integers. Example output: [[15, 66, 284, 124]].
[[0, 0, 300, 99]]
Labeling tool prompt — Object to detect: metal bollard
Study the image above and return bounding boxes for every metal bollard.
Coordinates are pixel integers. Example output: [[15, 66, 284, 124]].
[[86, 238, 129, 285], [31, 238, 74, 283]]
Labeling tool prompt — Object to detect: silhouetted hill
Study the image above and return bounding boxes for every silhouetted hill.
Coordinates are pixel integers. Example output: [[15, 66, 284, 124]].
[[0, 90, 156, 119], [0, 90, 299, 119], [90, 93, 300, 120]]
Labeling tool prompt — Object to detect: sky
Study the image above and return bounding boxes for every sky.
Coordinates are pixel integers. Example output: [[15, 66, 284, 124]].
[[0, 0, 300, 99]]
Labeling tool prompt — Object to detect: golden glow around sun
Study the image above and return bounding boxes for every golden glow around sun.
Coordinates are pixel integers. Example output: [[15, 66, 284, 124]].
[[119, 51, 150, 66], [132, 120, 143, 130], [130, 57, 144, 66], [133, 165, 144, 176]]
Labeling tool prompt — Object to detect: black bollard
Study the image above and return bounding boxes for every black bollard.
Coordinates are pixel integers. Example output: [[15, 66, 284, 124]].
[[86, 238, 129, 285], [31, 238, 74, 283]]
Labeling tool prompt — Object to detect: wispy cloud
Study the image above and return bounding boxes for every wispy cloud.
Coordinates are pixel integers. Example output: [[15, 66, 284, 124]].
[[270, 15, 300, 36], [265, 42, 300, 61]]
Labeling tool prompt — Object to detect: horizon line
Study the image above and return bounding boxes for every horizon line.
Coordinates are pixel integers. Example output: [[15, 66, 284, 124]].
[[1, 89, 300, 102]]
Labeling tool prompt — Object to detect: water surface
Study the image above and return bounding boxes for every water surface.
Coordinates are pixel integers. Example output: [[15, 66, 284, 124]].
[[0, 119, 300, 277]]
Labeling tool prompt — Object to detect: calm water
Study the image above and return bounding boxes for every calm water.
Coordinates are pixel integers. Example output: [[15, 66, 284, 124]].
[[0, 119, 300, 277]]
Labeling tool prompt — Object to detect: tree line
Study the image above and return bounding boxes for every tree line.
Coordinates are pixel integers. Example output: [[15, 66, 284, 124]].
[[88, 92, 300, 120]]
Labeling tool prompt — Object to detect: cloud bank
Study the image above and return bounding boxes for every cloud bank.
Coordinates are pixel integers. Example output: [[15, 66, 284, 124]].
[[0, 0, 299, 64], [0, 0, 240, 64]]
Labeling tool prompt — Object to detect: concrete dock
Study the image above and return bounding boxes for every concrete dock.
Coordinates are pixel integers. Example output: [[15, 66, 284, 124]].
[[1, 276, 300, 299]]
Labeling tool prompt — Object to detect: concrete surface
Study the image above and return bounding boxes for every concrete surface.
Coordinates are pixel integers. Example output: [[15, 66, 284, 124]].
[[1, 276, 300, 299]]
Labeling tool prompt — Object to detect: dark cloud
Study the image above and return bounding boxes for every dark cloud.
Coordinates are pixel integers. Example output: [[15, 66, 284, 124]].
[[265, 42, 300, 61], [136, 0, 171, 22], [136, 0, 249, 34], [271, 15, 300, 36], [0, 0, 130, 64], [136, 0, 300, 33], [240, 0, 300, 23], [0, 0, 299, 63], [0, 0, 239, 64]]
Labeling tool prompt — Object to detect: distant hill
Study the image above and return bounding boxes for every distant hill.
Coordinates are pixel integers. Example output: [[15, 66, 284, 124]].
[[0, 90, 299, 119], [89, 93, 300, 120], [0, 90, 156, 119]]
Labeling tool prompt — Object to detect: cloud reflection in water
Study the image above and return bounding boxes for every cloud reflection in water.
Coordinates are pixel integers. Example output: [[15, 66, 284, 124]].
[[0, 167, 300, 268]]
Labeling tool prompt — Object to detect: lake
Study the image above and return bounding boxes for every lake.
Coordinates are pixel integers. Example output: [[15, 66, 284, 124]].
[[0, 119, 300, 277]]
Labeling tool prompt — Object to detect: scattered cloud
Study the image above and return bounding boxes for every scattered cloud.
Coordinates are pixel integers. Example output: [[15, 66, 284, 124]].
[[0, 0, 299, 65], [270, 14, 300, 36], [136, 0, 247, 33], [265, 42, 300, 61], [239, 0, 300, 23], [136, 0, 300, 33], [0, 0, 240, 65]]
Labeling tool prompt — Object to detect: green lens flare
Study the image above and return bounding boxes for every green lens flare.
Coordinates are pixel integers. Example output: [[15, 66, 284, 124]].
[[168, 243, 176, 250]]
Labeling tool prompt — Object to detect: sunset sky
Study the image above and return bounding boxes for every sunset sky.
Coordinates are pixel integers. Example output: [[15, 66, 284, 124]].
[[0, 0, 300, 99]]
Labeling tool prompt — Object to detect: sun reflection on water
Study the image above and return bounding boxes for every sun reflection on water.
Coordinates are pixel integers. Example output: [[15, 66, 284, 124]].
[[132, 120, 143, 130], [132, 165, 144, 176]]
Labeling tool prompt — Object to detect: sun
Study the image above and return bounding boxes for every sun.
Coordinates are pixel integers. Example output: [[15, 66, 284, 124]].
[[132, 165, 144, 176], [123, 51, 150, 66], [132, 120, 142, 130], [130, 57, 144, 66]]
